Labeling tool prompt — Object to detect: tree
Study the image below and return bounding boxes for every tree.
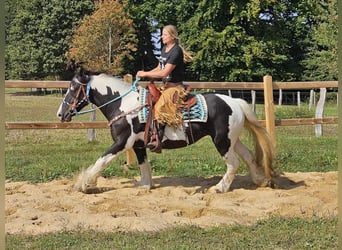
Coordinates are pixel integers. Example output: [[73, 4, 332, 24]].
[[180, 0, 319, 81], [67, 0, 137, 75], [5, 0, 95, 80], [302, 0, 337, 80]]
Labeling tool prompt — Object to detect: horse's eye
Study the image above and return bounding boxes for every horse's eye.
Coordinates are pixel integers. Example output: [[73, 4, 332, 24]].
[[70, 82, 78, 91]]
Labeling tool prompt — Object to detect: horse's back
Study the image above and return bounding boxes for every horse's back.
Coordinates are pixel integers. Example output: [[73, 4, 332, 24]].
[[204, 93, 245, 122]]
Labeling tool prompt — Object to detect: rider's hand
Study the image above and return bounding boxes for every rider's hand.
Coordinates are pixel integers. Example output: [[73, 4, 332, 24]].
[[136, 70, 146, 78]]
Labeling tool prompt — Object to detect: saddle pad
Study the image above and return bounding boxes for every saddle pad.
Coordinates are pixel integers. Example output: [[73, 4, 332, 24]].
[[138, 86, 208, 123]]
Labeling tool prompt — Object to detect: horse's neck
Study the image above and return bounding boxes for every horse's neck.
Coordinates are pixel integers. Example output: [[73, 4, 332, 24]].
[[90, 74, 139, 120]]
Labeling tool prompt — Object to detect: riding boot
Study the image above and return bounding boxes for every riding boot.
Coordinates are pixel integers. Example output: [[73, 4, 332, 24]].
[[147, 122, 165, 153]]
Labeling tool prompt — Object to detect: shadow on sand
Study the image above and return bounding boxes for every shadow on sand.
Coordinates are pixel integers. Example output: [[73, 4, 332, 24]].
[[83, 174, 305, 195]]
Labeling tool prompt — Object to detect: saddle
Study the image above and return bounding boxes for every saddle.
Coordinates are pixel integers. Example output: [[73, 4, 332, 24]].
[[143, 82, 197, 148]]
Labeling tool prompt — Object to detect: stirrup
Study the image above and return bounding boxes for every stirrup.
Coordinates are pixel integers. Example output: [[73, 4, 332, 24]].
[[146, 140, 162, 153]]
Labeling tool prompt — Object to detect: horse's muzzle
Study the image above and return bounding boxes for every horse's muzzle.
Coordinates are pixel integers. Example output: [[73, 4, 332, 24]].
[[59, 111, 74, 122]]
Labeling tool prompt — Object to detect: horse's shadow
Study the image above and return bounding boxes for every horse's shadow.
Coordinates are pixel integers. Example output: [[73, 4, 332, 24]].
[[152, 174, 305, 194], [86, 174, 305, 194]]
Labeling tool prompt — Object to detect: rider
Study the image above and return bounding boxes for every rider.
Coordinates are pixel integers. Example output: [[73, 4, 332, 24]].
[[136, 24, 192, 153]]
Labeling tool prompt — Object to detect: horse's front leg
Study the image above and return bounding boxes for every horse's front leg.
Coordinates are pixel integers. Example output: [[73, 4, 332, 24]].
[[73, 151, 118, 192], [73, 129, 130, 192], [73, 140, 153, 192]]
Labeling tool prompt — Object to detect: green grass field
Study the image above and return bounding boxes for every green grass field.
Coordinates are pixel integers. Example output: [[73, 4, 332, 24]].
[[5, 90, 338, 249], [5, 217, 338, 249]]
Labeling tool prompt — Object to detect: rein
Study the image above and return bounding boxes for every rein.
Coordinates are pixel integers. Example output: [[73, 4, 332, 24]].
[[107, 103, 148, 127], [73, 77, 141, 116]]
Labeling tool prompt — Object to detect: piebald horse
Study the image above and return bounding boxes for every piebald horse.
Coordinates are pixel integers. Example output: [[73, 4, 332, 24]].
[[57, 71, 276, 193]]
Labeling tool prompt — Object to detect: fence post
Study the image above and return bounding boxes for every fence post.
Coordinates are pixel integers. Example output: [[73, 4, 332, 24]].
[[263, 75, 276, 150], [87, 104, 96, 142], [297, 91, 301, 109], [315, 88, 326, 137], [251, 90, 256, 112], [123, 74, 136, 165], [278, 89, 282, 106], [309, 89, 315, 110]]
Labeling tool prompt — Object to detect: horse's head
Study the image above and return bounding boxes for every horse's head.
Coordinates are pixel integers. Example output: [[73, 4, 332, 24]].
[[57, 70, 91, 122]]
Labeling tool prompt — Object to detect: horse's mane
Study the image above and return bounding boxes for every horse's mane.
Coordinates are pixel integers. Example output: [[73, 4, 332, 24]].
[[75, 67, 128, 87], [87, 73, 133, 95], [96, 73, 129, 85]]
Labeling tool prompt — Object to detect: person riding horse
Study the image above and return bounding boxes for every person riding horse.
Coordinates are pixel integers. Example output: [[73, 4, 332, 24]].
[[136, 25, 192, 153]]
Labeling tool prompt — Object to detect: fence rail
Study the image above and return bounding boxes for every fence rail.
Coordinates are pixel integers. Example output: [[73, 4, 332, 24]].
[[5, 79, 338, 90], [5, 117, 338, 130]]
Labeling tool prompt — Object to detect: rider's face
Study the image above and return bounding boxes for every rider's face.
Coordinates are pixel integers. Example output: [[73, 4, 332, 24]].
[[161, 30, 174, 45]]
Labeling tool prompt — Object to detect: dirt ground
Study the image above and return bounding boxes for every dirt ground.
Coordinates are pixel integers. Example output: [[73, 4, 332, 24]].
[[5, 171, 337, 235]]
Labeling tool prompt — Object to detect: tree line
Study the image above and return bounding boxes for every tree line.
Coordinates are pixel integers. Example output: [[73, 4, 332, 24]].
[[5, 0, 337, 82]]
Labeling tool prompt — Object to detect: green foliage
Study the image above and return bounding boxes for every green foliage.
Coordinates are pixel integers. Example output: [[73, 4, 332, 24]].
[[5, 0, 95, 80], [302, 0, 338, 80], [6, 217, 337, 249], [181, 0, 322, 81]]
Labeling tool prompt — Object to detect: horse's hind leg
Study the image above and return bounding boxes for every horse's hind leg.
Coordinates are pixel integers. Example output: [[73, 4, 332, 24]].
[[234, 139, 269, 187], [133, 146, 153, 189], [212, 148, 240, 193]]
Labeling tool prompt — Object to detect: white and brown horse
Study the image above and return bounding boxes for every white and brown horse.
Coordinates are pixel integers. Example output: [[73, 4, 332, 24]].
[[57, 70, 276, 193]]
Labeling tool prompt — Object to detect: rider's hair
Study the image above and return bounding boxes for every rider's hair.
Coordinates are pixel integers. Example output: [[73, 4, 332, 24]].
[[163, 25, 193, 63]]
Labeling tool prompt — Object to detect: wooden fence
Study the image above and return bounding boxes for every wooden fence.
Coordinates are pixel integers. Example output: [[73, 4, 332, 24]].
[[5, 75, 338, 163]]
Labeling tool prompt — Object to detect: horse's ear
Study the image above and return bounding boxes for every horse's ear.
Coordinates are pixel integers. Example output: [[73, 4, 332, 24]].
[[70, 61, 94, 83], [79, 67, 85, 77], [72, 62, 85, 75], [78, 67, 92, 83]]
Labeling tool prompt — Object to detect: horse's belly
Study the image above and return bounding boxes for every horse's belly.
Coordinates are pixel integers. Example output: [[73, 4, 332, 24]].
[[163, 126, 187, 141], [162, 140, 187, 149], [162, 126, 188, 149]]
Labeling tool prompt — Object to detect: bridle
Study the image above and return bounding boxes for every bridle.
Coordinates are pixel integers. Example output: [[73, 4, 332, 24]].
[[63, 80, 91, 115]]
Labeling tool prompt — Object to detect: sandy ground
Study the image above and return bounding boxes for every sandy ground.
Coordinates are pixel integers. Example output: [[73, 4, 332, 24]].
[[5, 171, 337, 235]]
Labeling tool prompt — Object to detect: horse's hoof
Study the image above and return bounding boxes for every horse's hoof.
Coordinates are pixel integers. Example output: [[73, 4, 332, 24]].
[[207, 186, 222, 193], [73, 180, 97, 193], [72, 186, 81, 192], [139, 184, 153, 190], [73, 184, 86, 193]]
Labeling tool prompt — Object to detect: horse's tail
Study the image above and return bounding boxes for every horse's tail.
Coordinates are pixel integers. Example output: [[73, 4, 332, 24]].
[[236, 98, 276, 182]]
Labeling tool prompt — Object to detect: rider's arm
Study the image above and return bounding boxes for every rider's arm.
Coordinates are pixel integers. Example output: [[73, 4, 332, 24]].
[[136, 63, 176, 79]]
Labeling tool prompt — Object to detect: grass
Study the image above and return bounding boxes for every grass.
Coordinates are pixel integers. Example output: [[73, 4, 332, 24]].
[[5, 91, 338, 249], [5, 125, 338, 183], [5, 217, 338, 249]]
